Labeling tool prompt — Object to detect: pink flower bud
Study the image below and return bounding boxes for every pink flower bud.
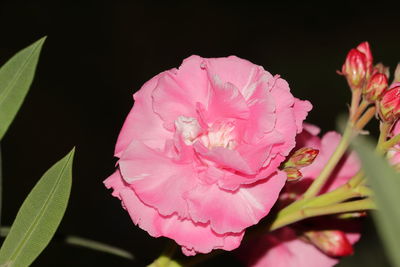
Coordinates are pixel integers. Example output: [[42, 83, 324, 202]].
[[378, 83, 400, 122], [342, 49, 368, 90], [363, 72, 388, 102], [283, 167, 303, 181], [356, 42, 373, 75], [373, 62, 390, 79], [285, 147, 319, 168], [303, 230, 354, 257], [394, 63, 400, 83]]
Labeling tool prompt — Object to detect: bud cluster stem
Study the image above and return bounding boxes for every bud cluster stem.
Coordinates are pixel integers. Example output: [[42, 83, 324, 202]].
[[269, 198, 376, 232]]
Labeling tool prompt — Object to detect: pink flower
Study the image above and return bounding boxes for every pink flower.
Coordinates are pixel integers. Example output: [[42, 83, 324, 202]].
[[104, 55, 312, 255], [388, 120, 400, 167], [238, 124, 361, 267]]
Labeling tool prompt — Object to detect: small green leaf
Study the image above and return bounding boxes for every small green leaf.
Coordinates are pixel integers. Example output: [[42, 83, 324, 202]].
[[0, 37, 46, 140], [352, 138, 400, 267], [0, 148, 74, 267]]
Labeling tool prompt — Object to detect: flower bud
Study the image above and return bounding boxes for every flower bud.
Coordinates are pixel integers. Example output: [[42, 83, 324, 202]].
[[363, 72, 388, 102], [356, 42, 373, 76], [394, 63, 400, 83], [285, 147, 319, 168], [283, 167, 303, 181], [303, 230, 354, 257], [378, 83, 400, 122], [373, 62, 390, 79], [342, 49, 368, 90], [341, 42, 373, 91]]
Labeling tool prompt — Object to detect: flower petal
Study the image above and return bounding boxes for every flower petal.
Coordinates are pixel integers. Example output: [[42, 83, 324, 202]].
[[186, 171, 286, 234], [115, 74, 171, 157], [119, 140, 197, 218]]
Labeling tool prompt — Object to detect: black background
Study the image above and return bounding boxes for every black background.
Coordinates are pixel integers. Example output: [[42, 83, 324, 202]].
[[0, 1, 398, 266]]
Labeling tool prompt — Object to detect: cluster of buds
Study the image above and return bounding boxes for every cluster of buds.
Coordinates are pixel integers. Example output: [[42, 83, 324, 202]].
[[282, 147, 319, 181], [342, 42, 400, 124]]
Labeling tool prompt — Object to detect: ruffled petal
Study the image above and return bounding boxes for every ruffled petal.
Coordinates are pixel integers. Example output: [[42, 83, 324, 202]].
[[186, 171, 286, 234], [115, 74, 171, 157], [119, 140, 197, 218], [105, 170, 244, 256], [152, 56, 209, 130]]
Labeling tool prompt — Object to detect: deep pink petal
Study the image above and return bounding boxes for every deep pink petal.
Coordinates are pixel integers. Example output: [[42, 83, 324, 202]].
[[205, 77, 250, 121], [193, 141, 254, 174]]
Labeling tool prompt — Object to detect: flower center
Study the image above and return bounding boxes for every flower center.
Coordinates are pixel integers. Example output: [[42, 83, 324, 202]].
[[175, 116, 236, 149]]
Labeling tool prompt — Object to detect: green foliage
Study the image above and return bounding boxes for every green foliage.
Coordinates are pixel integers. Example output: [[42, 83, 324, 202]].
[[0, 148, 74, 267], [0, 37, 46, 140], [353, 138, 400, 267]]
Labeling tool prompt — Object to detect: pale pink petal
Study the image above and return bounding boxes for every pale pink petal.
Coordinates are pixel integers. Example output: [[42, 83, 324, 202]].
[[115, 74, 171, 157], [152, 73, 199, 131], [205, 56, 267, 94], [293, 98, 313, 133], [186, 171, 286, 234], [119, 140, 197, 218], [106, 170, 245, 256], [243, 76, 277, 143]]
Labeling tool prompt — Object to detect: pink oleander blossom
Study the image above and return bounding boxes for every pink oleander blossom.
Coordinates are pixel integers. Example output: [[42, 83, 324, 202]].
[[104, 55, 312, 255], [238, 124, 361, 267]]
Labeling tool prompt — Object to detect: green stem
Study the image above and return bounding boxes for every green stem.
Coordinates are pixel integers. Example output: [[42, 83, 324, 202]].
[[66, 236, 134, 260], [376, 122, 392, 154], [0, 226, 134, 260], [148, 241, 179, 267], [278, 176, 371, 219], [269, 198, 376, 231], [350, 90, 362, 121], [382, 132, 400, 151], [303, 123, 353, 199], [352, 99, 370, 122], [354, 106, 377, 131]]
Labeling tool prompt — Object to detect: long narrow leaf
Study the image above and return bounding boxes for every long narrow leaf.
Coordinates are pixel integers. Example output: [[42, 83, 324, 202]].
[[0, 37, 46, 140], [352, 138, 400, 267], [0, 148, 74, 267]]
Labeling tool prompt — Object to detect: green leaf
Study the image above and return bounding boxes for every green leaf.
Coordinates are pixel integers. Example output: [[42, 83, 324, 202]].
[[0, 148, 74, 267], [0, 37, 46, 140], [352, 138, 400, 267]]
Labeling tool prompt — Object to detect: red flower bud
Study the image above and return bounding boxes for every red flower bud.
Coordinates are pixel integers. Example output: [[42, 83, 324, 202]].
[[378, 83, 400, 122], [342, 49, 368, 90], [356, 42, 373, 75], [303, 230, 354, 257], [341, 42, 374, 91], [363, 72, 388, 102], [285, 147, 319, 168]]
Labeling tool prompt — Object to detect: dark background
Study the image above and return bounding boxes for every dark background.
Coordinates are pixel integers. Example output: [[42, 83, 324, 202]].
[[0, 1, 398, 266]]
